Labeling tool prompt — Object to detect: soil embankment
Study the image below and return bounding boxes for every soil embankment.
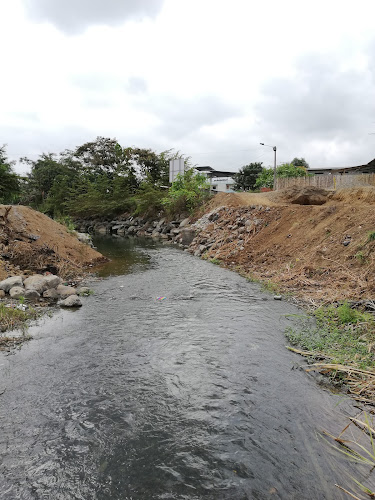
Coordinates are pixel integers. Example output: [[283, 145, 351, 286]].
[[0, 205, 105, 280], [189, 186, 375, 303]]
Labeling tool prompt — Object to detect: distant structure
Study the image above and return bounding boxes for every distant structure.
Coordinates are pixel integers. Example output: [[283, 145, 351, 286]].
[[308, 158, 375, 176], [169, 158, 185, 183], [195, 166, 236, 193]]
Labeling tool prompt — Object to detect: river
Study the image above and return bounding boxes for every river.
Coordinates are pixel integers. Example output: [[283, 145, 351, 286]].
[[0, 237, 369, 499]]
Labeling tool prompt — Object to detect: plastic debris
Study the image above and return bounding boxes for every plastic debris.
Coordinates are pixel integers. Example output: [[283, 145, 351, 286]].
[[156, 297, 166, 301]]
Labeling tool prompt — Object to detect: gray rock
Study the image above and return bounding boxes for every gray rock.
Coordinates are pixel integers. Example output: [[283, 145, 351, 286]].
[[77, 232, 93, 246], [179, 217, 190, 228], [43, 288, 59, 300], [24, 289, 41, 301], [9, 286, 25, 299], [180, 228, 196, 246], [0, 290, 5, 298], [274, 295, 282, 300], [24, 275, 48, 293], [0, 276, 23, 292], [44, 275, 62, 289], [56, 284, 77, 298], [59, 295, 82, 308]]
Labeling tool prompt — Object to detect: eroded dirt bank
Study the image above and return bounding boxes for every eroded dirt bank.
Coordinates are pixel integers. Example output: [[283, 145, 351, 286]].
[[188, 187, 375, 303], [0, 205, 106, 280]]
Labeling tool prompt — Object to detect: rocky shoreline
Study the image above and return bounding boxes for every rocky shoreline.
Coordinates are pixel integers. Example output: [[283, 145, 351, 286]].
[[75, 215, 198, 248]]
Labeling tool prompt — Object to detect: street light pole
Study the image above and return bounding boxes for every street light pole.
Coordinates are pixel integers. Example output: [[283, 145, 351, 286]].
[[260, 143, 277, 190]]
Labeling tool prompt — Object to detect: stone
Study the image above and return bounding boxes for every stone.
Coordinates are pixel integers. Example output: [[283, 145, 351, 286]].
[[77, 287, 91, 296], [9, 286, 25, 299], [56, 284, 77, 298], [0, 276, 23, 292], [76, 232, 93, 245], [24, 275, 48, 293], [44, 275, 62, 289], [0, 290, 5, 298], [59, 295, 82, 308], [43, 288, 59, 300], [274, 295, 282, 300], [24, 289, 41, 301], [179, 217, 190, 228]]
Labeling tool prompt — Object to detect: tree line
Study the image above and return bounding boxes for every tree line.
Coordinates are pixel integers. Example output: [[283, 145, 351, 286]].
[[0, 137, 310, 218], [0, 137, 209, 218]]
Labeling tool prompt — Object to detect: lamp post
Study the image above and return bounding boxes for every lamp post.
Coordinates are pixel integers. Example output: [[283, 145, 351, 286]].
[[260, 143, 277, 190]]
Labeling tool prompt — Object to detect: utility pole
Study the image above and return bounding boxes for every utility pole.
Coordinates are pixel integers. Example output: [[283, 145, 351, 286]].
[[260, 143, 277, 190]]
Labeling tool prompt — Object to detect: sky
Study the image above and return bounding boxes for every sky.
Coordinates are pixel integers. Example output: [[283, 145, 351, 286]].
[[1, 0, 375, 175]]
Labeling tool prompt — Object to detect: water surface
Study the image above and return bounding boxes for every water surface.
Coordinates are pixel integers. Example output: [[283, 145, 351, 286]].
[[0, 238, 368, 499]]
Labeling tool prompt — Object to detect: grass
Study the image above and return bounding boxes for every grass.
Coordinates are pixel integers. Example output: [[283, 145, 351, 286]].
[[285, 302, 375, 370], [367, 231, 375, 243], [0, 302, 38, 334], [209, 258, 221, 265]]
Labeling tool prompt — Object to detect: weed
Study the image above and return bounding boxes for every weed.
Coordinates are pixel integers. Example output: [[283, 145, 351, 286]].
[[262, 280, 280, 294], [79, 288, 94, 296], [55, 215, 76, 235], [0, 303, 38, 333], [368, 231, 375, 242], [355, 251, 367, 264], [210, 258, 221, 265], [285, 302, 375, 371]]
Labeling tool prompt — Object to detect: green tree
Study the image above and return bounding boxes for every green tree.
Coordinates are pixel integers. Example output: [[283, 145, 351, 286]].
[[0, 146, 20, 203], [255, 163, 308, 189], [233, 162, 263, 191], [162, 168, 210, 215], [291, 157, 309, 169]]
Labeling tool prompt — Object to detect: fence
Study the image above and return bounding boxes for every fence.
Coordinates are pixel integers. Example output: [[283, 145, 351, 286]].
[[275, 173, 375, 191]]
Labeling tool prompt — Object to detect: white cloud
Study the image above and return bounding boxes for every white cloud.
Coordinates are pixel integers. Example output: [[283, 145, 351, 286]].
[[1, 0, 375, 174]]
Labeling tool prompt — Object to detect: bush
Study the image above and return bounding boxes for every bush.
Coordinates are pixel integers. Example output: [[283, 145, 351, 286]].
[[162, 169, 210, 216]]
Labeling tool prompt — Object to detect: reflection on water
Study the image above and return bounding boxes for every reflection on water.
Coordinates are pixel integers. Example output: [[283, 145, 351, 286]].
[[0, 238, 369, 499], [93, 236, 160, 277]]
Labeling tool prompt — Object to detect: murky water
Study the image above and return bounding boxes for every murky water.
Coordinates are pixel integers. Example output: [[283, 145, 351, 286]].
[[0, 238, 369, 499]]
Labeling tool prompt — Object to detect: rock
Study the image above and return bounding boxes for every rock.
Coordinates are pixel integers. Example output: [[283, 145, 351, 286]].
[[77, 232, 93, 247], [0, 290, 5, 298], [9, 286, 25, 299], [342, 240, 351, 246], [77, 287, 91, 296], [43, 288, 59, 300], [59, 295, 82, 308], [44, 274, 62, 289], [179, 217, 190, 228], [274, 295, 282, 300], [24, 289, 41, 301], [24, 275, 48, 293], [0, 276, 23, 292], [56, 284, 77, 298]]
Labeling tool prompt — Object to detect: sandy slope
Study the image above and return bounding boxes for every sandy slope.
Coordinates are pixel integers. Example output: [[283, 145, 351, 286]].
[[0, 205, 105, 280]]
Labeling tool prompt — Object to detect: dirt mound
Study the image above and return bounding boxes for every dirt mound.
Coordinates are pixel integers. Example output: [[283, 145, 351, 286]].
[[208, 191, 280, 209], [273, 186, 332, 205], [330, 186, 375, 205], [189, 200, 375, 303], [0, 205, 105, 280]]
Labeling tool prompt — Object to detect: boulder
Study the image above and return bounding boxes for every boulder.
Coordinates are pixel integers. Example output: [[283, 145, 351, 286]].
[[180, 228, 196, 246], [9, 286, 25, 299], [24, 289, 40, 302], [0, 276, 23, 292], [24, 275, 48, 293], [59, 295, 82, 308], [56, 284, 77, 298], [0, 290, 5, 298], [43, 288, 59, 300], [44, 274, 62, 289]]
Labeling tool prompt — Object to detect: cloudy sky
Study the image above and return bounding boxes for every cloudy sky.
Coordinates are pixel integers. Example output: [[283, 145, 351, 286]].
[[1, 0, 375, 174]]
